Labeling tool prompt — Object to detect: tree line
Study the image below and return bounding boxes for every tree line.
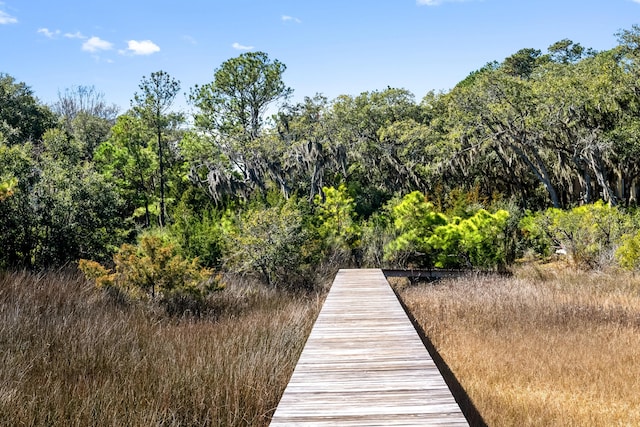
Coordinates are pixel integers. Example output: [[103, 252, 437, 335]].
[[3, 26, 640, 297]]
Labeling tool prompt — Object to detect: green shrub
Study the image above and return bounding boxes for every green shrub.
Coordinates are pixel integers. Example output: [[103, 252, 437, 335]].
[[428, 209, 510, 269], [79, 234, 219, 314], [522, 201, 635, 268], [383, 191, 510, 269], [615, 231, 640, 271], [360, 210, 395, 267], [314, 184, 361, 265], [170, 202, 225, 268], [384, 191, 448, 267], [520, 210, 555, 258], [222, 196, 321, 290]]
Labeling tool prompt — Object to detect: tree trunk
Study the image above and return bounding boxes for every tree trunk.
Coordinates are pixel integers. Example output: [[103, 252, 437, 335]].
[[507, 140, 560, 207], [157, 127, 165, 227]]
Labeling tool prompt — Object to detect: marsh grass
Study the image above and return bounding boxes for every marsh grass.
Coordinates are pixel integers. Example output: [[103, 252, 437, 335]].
[[398, 263, 640, 426], [0, 270, 322, 426]]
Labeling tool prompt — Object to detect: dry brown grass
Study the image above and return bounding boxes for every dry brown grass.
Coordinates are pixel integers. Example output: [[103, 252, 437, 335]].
[[398, 263, 640, 427], [0, 270, 322, 426]]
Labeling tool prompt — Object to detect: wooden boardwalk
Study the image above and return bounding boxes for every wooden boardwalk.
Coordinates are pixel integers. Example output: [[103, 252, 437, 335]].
[[270, 269, 468, 426]]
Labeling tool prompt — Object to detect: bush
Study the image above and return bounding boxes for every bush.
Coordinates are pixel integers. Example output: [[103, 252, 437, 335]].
[[222, 196, 322, 290], [360, 210, 395, 268], [428, 209, 510, 269], [384, 191, 448, 267], [314, 184, 361, 266], [383, 191, 510, 269], [615, 231, 640, 271], [170, 201, 225, 268], [80, 234, 220, 315], [521, 201, 636, 268]]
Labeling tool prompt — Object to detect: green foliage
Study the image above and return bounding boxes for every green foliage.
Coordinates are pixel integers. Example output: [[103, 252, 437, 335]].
[[32, 162, 123, 266], [384, 191, 510, 269], [189, 52, 292, 202], [0, 142, 38, 268], [436, 187, 489, 218], [222, 196, 320, 289], [79, 234, 218, 303], [329, 88, 425, 205], [0, 176, 17, 201], [169, 200, 225, 268], [272, 94, 338, 203], [615, 231, 640, 271], [52, 85, 119, 159], [501, 48, 542, 78], [359, 210, 395, 267], [191, 51, 291, 138], [7, 28, 640, 276], [0, 128, 126, 269], [42, 128, 84, 165], [428, 209, 510, 269], [522, 201, 636, 268], [520, 211, 555, 258], [132, 71, 184, 227], [315, 184, 360, 259], [384, 191, 447, 266], [428, 38, 638, 209], [25, 129, 125, 267], [94, 114, 156, 227], [0, 73, 56, 145], [115, 235, 214, 297], [547, 39, 593, 64]]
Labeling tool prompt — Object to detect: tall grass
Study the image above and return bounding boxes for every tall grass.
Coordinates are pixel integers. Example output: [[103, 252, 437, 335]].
[[0, 270, 321, 426], [398, 264, 640, 426]]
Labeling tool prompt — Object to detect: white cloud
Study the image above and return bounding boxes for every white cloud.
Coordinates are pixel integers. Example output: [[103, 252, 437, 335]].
[[282, 15, 302, 23], [64, 31, 85, 39], [37, 27, 60, 38], [125, 39, 160, 55], [232, 42, 254, 50], [82, 36, 113, 52], [0, 10, 17, 24], [38, 28, 86, 40]]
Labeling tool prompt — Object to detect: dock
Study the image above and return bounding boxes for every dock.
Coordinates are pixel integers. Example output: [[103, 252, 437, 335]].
[[270, 268, 468, 426]]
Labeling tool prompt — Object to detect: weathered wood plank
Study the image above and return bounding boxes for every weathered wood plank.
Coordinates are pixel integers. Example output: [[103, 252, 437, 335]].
[[270, 269, 468, 426]]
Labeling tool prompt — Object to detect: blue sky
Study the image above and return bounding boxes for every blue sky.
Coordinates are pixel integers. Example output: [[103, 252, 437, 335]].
[[1, 0, 639, 114]]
